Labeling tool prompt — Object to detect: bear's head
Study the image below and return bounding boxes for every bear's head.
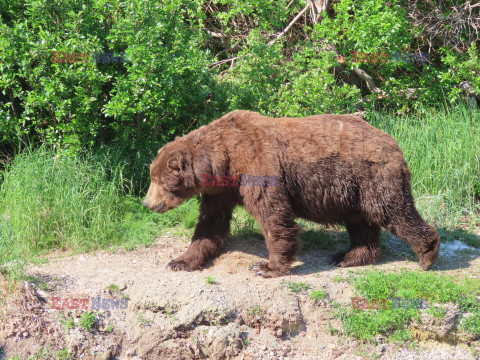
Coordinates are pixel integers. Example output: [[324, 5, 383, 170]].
[[143, 140, 197, 214]]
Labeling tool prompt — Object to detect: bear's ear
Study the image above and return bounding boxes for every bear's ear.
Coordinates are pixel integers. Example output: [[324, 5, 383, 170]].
[[167, 150, 190, 173], [167, 158, 181, 172], [167, 150, 195, 188]]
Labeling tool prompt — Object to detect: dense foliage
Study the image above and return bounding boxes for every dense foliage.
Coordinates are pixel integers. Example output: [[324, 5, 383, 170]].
[[1, 0, 478, 154]]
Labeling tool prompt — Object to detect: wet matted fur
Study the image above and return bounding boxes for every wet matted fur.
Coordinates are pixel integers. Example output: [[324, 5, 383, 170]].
[[143, 110, 439, 277]]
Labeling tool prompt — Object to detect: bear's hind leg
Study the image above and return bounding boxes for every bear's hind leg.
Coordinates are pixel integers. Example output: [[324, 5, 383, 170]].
[[167, 193, 237, 271], [332, 222, 381, 267], [384, 210, 439, 270]]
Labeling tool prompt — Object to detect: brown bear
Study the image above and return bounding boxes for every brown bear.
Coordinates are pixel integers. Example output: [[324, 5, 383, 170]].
[[143, 110, 439, 277]]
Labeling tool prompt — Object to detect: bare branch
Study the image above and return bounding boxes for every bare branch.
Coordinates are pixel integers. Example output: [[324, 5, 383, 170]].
[[286, 0, 296, 10], [351, 66, 386, 96], [405, 0, 479, 53], [268, 5, 310, 46], [210, 57, 239, 68]]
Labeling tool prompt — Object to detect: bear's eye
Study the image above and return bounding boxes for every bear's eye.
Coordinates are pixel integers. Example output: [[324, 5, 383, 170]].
[[153, 178, 159, 185]]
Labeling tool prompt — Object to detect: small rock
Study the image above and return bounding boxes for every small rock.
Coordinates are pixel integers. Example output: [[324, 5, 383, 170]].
[[331, 349, 344, 359], [376, 345, 386, 357]]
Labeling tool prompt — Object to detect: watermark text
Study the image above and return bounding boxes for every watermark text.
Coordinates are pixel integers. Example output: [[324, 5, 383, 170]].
[[201, 174, 279, 187], [51, 51, 128, 64], [51, 296, 129, 310], [351, 297, 429, 310]]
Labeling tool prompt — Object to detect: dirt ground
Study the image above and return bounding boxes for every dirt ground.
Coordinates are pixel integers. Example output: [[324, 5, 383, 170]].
[[1, 230, 480, 360]]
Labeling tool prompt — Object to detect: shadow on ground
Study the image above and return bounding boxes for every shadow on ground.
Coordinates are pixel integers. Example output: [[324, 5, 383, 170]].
[[206, 226, 480, 276]]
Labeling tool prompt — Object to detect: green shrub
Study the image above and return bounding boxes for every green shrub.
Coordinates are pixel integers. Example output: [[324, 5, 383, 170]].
[[79, 311, 97, 332], [0, 0, 218, 151], [440, 44, 480, 104], [222, 31, 361, 117], [1, 0, 478, 153]]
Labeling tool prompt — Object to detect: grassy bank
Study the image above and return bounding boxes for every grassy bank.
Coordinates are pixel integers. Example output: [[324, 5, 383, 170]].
[[370, 105, 480, 227], [332, 269, 480, 342], [0, 147, 198, 279], [0, 105, 479, 279]]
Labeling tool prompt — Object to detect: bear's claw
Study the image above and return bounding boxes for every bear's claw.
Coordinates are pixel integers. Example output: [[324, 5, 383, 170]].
[[250, 262, 265, 276], [166, 259, 189, 271], [330, 251, 346, 267], [250, 261, 289, 278], [250, 261, 274, 278], [250, 262, 264, 271]]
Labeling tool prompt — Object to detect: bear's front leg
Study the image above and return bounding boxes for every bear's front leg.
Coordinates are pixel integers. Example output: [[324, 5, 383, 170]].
[[167, 193, 237, 271]]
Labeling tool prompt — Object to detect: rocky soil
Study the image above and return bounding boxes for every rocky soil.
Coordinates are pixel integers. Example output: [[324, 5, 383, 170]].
[[1, 231, 480, 360]]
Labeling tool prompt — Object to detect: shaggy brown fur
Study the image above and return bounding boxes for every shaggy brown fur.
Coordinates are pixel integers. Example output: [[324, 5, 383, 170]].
[[143, 110, 440, 277]]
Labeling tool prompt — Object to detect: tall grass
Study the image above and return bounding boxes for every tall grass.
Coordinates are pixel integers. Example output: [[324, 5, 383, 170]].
[[370, 105, 480, 227], [0, 147, 198, 276], [0, 147, 123, 251]]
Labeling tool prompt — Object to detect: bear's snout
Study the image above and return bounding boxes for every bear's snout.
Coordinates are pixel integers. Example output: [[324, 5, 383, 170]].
[[142, 198, 151, 209], [143, 198, 169, 214]]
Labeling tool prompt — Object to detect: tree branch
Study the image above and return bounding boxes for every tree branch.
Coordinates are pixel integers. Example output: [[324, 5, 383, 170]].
[[310, 0, 330, 24], [268, 5, 310, 46], [351, 66, 386, 96], [210, 57, 239, 68]]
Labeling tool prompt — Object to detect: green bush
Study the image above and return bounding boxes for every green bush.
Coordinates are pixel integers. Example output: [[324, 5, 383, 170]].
[[103, 0, 218, 149], [222, 32, 360, 117], [440, 44, 480, 104], [315, 0, 412, 55], [1, 0, 478, 153], [0, 0, 218, 152]]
